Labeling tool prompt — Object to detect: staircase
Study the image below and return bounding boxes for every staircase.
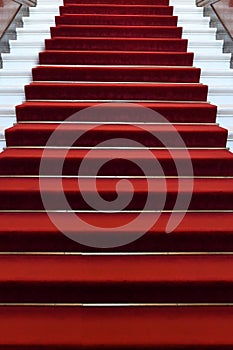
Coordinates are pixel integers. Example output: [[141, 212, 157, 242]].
[[1, 0, 233, 347], [1, 0, 233, 150]]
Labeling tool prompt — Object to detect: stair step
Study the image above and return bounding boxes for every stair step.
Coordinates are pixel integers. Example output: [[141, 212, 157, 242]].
[[15, 101, 218, 123], [208, 87, 233, 104], [173, 5, 204, 14], [0, 211, 232, 251], [39, 50, 193, 66], [1, 56, 38, 69], [5, 123, 227, 148], [31, 65, 201, 83], [23, 17, 56, 25], [49, 24, 218, 40], [9, 37, 223, 55], [0, 254, 233, 302], [0, 87, 25, 105], [54, 13, 211, 26], [29, 5, 61, 13], [55, 14, 179, 26], [0, 70, 32, 85], [0, 177, 232, 210], [44, 37, 188, 52], [24, 82, 208, 102], [1, 305, 233, 348], [4, 51, 194, 64], [193, 54, 231, 69], [50, 25, 183, 39], [200, 70, 233, 86], [0, 148, 233, 176]]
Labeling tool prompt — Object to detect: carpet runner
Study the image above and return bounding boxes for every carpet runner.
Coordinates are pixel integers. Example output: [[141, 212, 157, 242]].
[[0, 0, 233, 347]]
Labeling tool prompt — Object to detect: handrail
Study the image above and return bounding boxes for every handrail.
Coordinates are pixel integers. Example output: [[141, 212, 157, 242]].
[[196, 0, 220, 7], [0, 0, 35, 41], [196, 0, 233, 40], [212, 0, 233, 40], [0, 0, 21, 40], [13, 0, 36, 6]]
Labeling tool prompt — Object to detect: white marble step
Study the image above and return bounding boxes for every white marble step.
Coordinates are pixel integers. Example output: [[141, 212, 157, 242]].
[[0, 69, 32, 85], [1, 55, 38, 69], [0, 87, 25, 105], [22, 16, 211, 27], [200, 70, 233, 86], [23, 17, 56, 26], [27, 4, 204, 15], [9, 41, 45, 54], [8, 38, 225, 56], [16, 25, 217, 34], [173, 5, 204, 14], [207, 87, 233, 104], [2, 50, 231, 68]]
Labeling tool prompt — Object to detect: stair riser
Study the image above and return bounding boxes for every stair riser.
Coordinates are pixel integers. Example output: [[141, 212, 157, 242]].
[[50, 26, 183, 39], [55, 15, 178, 26], [1, 190, 232, 210], [0, 281, 233, 303]]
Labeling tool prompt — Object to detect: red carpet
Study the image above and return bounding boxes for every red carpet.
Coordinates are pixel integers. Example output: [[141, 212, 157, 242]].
[[1, 0, 233, 347]]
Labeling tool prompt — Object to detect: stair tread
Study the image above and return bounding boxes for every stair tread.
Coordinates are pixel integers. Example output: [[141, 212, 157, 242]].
[[7, 123, 223, 132]]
